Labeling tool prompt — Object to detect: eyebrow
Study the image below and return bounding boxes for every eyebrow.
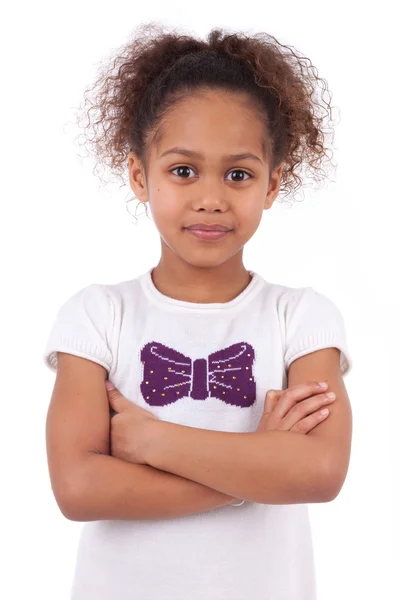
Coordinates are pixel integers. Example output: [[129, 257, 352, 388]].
[[159, 146, 263, 164]]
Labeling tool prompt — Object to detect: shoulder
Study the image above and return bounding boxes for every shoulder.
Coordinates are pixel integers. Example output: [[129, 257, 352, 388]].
[[274, 284, 352, 378], [281, 285, 347, 328]]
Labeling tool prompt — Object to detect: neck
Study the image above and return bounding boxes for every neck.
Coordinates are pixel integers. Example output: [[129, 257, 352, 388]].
[[150, 252, 252, 304]]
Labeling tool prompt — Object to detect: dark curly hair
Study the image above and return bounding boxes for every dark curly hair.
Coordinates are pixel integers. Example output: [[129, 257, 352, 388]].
[[74, 21, 338, 217]]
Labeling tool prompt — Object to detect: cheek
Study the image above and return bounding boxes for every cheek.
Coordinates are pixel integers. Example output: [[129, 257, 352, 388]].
[[149, 200, 182, 232], [238, 202, 263, 225], [149, 183, 179, 211]]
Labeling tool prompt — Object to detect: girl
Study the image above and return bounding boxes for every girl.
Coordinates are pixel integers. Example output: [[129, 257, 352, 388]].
[[43, 22, 353, 600]]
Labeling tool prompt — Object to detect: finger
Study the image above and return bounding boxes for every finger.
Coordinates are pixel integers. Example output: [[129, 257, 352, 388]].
[[263, 390, 282, 415], [290, 407, 331, 434], [272, 381, 329, 420], [282, 392, 336, 430], [106, 385, 132, 412]]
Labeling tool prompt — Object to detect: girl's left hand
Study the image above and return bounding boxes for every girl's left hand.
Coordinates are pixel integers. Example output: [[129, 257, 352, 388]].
[[105, 381, 159, 465]]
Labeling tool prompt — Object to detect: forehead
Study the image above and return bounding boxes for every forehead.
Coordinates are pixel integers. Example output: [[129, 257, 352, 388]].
[[154, 89, 265, 158]]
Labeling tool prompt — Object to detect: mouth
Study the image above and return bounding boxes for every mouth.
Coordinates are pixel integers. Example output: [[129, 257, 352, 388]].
[[184, 228, 232, 241]]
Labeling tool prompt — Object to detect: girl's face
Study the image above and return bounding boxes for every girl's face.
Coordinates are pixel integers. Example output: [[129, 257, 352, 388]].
[[128, 89, 283, 270]]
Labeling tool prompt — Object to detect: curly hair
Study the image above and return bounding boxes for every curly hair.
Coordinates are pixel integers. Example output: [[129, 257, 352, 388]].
[[74, 21, 338, 216]]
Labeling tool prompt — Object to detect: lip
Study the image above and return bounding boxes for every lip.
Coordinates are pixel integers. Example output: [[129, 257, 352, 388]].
[[185, 223, 232, 232], [185, 228, 231, 241]]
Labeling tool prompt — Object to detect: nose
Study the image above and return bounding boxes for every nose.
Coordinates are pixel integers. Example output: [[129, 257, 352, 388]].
[[192, 190, 228, 213], [198, 205, 223, 212]]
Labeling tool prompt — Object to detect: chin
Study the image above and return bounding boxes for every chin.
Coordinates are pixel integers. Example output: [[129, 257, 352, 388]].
[[181, 253, 236, 270]]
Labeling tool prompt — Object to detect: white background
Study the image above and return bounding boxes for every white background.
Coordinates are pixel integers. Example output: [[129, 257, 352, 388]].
[[2, 1, 399, 598]]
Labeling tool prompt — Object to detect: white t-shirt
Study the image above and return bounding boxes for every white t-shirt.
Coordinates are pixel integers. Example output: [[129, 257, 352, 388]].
[[43, 267, 352, 600]]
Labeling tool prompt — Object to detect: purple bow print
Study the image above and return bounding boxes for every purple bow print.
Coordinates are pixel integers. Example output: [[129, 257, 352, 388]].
[[140, 341, 256, 407]]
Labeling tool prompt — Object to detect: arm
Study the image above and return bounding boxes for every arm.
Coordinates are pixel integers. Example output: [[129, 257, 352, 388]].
[[142, 423, 331, 505], [65, 453, 237, 522], [47, 353, 236, 523], [141, 347, 352, 505]]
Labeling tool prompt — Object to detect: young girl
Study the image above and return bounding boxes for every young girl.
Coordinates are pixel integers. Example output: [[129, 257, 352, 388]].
[[43, 22, 353, 600]]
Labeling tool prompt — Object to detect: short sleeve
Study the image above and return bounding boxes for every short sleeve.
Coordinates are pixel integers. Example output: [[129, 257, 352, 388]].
[[284, 286, 353, 377], [43, 283, 113, 374]]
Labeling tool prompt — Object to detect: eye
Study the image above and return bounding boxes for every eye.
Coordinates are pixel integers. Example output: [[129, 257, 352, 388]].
[[226, 169, 252, 182], [170, 166, 252, 181], [171, 166, 196, 178]]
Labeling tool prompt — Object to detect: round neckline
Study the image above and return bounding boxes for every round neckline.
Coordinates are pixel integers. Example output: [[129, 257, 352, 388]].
[[140, 267, 263, 311]]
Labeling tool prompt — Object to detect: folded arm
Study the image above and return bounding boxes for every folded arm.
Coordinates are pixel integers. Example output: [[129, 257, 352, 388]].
[[141, 348, 352, 505], [62, 453, 237, 521], [47, 347, 351, 520], [46, 352, 236, 522], [141, 424, 333, 504]]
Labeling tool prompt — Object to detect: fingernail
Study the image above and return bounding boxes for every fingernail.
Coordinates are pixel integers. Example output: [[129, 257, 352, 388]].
[[318, 382, 328, 388], [105, 381, 114, 390]]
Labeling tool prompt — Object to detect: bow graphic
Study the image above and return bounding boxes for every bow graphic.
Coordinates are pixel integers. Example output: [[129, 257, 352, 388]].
[[140, 341, 256, 407]]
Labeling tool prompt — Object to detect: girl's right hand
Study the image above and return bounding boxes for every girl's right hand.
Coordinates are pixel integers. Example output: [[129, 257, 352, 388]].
[[256, 381, 336, 434]]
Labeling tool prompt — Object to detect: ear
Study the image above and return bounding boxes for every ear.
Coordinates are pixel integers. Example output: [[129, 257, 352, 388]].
[[264, 161, 284, 210], [127, 151, 148, 203]]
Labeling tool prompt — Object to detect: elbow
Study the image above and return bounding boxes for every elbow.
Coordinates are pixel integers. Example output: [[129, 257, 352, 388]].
[[54, 476, 88, 522], [51, 453, 103, 521], [317, 459, 347, 503]]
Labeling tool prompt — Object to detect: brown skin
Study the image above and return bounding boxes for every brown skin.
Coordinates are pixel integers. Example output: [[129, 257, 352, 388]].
[[127, 89, 284, 303]]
